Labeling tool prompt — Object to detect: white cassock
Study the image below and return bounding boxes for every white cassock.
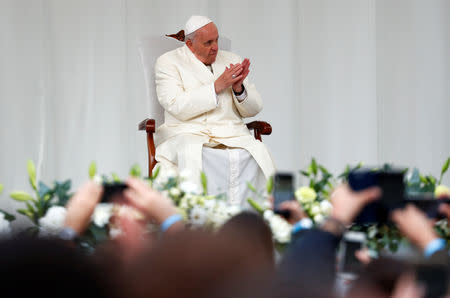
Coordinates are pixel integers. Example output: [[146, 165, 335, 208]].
[[154, 44, 276, 205]]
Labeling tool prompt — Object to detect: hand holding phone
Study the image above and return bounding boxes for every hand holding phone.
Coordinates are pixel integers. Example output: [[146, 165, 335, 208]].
[[101, 182, 128, 203], [273, 173, 295, 218]]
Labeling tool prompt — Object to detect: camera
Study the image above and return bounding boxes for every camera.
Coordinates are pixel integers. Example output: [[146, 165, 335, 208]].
[[349, 168, 450, 224], [101, 182, 127, 203], [273, 172, 295, 218]]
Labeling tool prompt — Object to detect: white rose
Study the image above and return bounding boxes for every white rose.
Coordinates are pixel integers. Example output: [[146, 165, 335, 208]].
[[310, 204, 321, 216], [435, 185, 450, 198], [189, 205, 208, 227], [0, 213, 11, 236], [320, 200, 333, 214], [295, 186, 317, 204], [268, 214, 292, 243], [91, 203, 113, 227], [313, 214, 324, 224], [109, 227, 122, 239], [169, 187, 182, 198], [179, 181, 201, 195], [263, 209, 274, 221], [39, 206, 67, 237]]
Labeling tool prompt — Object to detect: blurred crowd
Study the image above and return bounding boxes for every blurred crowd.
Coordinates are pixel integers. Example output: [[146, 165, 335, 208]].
[[1, 177, 449, 298]]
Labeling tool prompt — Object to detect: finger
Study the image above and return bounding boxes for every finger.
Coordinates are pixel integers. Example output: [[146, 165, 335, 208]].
[[126, 177, 151, 196], [231, 74, 244, 83], [230, 64, 242, 71], [232, 67, 243, 77], [123, 188, 147, 213], [356, 186, 382, 203], [439, 203, 450, 218]]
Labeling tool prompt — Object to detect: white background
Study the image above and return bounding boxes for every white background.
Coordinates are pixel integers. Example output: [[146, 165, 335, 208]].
[[1, 0, 449, 215]]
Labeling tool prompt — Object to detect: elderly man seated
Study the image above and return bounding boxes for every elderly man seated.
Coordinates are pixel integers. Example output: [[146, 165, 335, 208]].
[[154, 15, 275, 205]]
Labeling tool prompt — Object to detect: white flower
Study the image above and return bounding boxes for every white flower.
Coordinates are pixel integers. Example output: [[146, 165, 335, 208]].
[[320, 200, 333, 214], [109, 227, 122, 239], [39, 206, 67, 237], [263, 209, 275, 221], [310, 204, 321, 216], [295, 186, 317, 204], [91, 203, 113, 227], [179, 181, 201, 194], [313, 214, 325, 224], [189, 205, 208, 227], [225, 205, 241, 217], [92, 175, 103, 185], [169, 187, 182, 198], [268, 215, 292, 243], [435, 185, 450, 198], [203, 199, 216, 212], [152, 167, 177, 189], [0, 213, 11, 236]]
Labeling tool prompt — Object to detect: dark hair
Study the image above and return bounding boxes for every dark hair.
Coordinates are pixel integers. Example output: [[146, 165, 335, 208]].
[[0, 236, 113, 298], [122, 228, 275, 298]]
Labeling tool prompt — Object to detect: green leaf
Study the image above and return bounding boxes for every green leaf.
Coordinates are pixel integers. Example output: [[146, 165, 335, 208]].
[[319, 165, 329, 175], [200, 172, 208, 195], [17, 208, 34, 219], [300, 170, 310, 177], [129, 164, 141, 178], [247, 198, 264, 215], [88, 161, 97, 179], [247, 182, 257, 194], [0, 184, 3, 194], [0, 209, 16, 221], [266, 176, 273, 194], [439, 157, 450, 184], [311, 158, 318, 176], [151, 166, 161, 180], [27, 160, 37, 190], [111, 173, 120, 182], [10, 191, 34, 202], [442, 158, 450, 176], [38, 181, 52, 199]]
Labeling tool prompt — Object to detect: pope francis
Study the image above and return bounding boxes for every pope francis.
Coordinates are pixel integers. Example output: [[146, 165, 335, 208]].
[[154, 15, 275, 204]]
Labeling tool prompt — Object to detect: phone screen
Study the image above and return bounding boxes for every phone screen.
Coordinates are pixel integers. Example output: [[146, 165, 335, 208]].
[[343, 240, 363, 274], [273, 173, 294, 207]]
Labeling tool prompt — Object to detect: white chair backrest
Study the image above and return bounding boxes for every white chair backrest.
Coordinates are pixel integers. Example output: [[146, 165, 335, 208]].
[[138, 35, 231, 124]]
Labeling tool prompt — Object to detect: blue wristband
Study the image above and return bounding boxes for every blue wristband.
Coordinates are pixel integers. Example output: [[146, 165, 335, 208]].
[[292, 218, 313, 235], [160, 214, 183, 233], [424, 238, 446, 258]]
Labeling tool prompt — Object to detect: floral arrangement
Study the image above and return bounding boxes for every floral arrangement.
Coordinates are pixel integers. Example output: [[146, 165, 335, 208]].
[[1, 157, 449, 254]]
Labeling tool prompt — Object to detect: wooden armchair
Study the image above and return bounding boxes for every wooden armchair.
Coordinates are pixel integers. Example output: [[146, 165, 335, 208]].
[[139, 119, 272, 177]]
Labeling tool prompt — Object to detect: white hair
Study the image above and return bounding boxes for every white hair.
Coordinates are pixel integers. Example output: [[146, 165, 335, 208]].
[[185, 31, 196, 42]]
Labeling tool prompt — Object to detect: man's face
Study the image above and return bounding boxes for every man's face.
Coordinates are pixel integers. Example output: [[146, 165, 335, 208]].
[[186, 23, 219, 65]]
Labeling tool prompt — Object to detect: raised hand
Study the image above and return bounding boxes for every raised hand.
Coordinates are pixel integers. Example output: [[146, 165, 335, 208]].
[[391, 204, 438, 250], [214, 63, 243, 94], [232, 58, 250, 93], [123, 177, 179, 225], [64, 181, 103, 234]]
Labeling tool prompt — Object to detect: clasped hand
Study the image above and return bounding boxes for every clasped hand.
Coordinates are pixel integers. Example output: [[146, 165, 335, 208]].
[[214, 58, 250, 94]]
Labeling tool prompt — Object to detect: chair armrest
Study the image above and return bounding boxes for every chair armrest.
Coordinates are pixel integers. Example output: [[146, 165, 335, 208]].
[[246, 121, 272, 141], [138, 118, 156, 133], [138, 118, 156, 177]]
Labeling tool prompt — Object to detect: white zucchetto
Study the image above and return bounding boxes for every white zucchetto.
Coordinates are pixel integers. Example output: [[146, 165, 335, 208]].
[[184, 15, 212, 35]]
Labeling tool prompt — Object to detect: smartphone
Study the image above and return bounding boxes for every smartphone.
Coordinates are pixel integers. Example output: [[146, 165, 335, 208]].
[[338, 231, 366, 280], [350, 169, 405, 224], [101, 182, 127, 203], [406, 197, 448, 219], [273, 172, 295, 218]]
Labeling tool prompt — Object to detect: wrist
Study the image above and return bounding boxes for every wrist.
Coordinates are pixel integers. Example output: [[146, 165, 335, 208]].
[[320, 216, 347, 237], [233, 84, 244, 95]]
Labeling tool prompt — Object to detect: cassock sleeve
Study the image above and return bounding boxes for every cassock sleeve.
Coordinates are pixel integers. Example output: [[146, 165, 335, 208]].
[[231, 67, 263, 118], [155, 56, 218, 121]]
